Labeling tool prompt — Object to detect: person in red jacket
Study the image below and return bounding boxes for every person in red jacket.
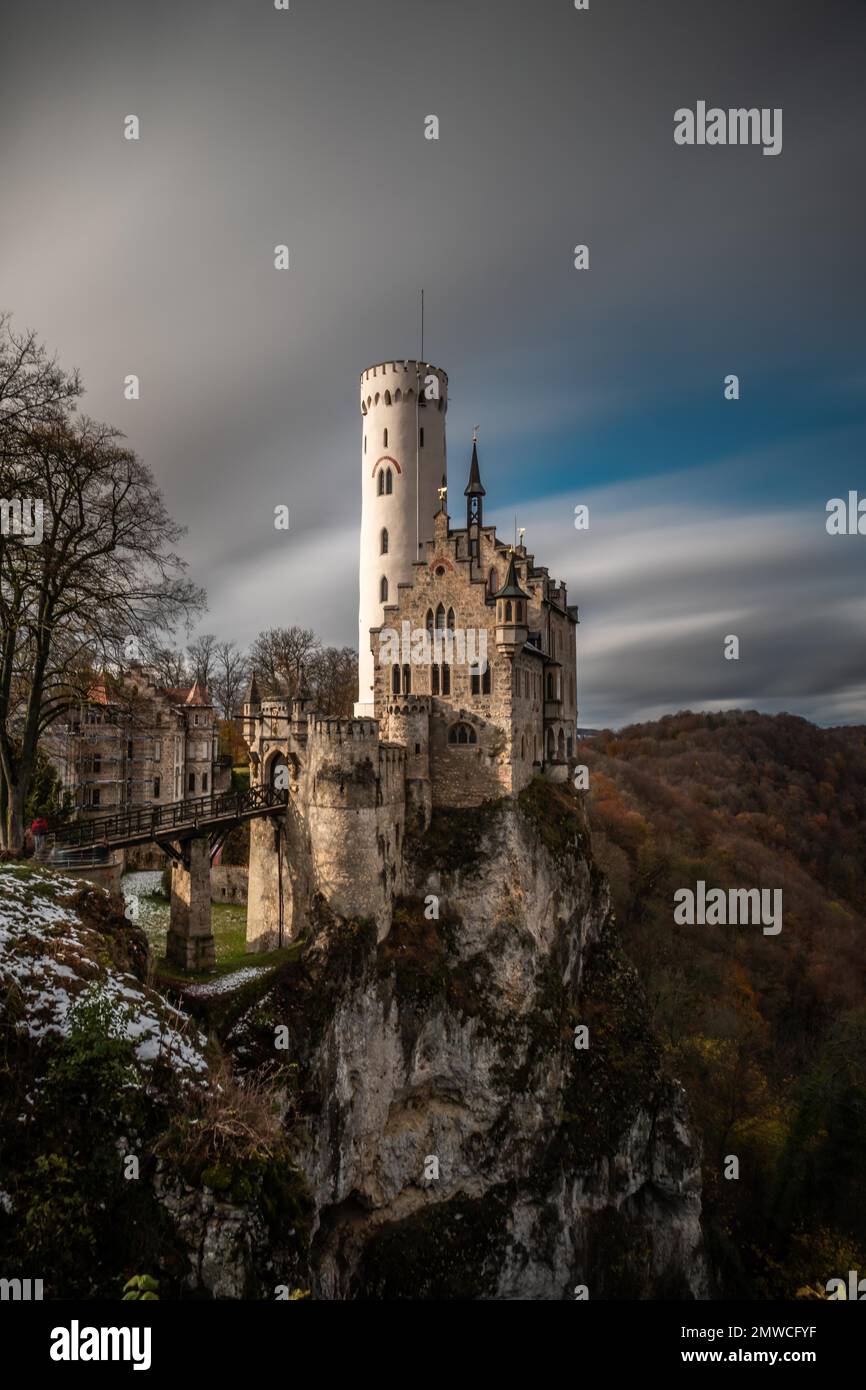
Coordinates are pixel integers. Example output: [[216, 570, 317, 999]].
[[30, 816, 49, 854]]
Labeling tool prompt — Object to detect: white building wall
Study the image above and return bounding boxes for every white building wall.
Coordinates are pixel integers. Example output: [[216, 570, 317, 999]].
[[355, 360, 448, 715]]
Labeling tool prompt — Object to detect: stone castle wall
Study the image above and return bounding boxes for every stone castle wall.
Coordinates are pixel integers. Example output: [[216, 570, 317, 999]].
[[304, 718, 405, 938], [245, 712, 406, 948]]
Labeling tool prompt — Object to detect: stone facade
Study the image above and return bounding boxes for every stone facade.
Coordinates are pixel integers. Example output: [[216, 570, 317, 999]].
[[243, 698, 406, 948], [60, 667, 230, 822], [167, 836, 216, 971], [373, 505, 578, 808]]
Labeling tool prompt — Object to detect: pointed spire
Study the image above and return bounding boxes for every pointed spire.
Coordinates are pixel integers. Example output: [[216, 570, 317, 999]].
[[185, 678, 211, 707], [497, 549, 530, 599], [242, 670, 261, 707], [464, 438, 485, 496]]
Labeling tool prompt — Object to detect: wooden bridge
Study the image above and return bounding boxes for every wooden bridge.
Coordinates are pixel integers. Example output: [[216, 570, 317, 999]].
[[53, 784, 289, 973], [55, 783, 288, 856]]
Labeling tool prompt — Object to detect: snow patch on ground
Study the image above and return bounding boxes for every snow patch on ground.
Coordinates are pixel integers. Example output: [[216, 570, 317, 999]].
[[0, 866, 209, 1079], [182, 965, 270, 998]]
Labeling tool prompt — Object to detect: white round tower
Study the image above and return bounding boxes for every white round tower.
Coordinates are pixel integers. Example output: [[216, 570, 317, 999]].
[[355, 359, 448, 715]]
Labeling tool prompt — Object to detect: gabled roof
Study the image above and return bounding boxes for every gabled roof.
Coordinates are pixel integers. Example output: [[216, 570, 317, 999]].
[[87, 676, 114, 706]]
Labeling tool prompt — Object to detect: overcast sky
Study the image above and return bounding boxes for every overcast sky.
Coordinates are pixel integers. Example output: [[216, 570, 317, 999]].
[[2, 0, 864, 728]]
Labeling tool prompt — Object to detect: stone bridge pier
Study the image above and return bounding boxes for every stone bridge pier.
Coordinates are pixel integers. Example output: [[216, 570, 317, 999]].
[[165, 835, 216, 971]]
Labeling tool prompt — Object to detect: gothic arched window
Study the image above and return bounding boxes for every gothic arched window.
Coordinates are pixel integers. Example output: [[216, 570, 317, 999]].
[[448, 722, 477, 745], [392, 664, 400, 694], [446, 607, 455, 631], [377, 469, 384, 496], [435, 603, 445, 630], [426, 608, 434, 635], [385, 468, 393, 495], [505, 601, 512, 622], [380, 575, 388, 602], [402, 664, 411, 695], [381, 528, 388, 555], [383, 428, 388, 448]]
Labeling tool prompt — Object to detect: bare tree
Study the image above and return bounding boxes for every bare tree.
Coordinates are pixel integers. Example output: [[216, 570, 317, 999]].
[[212, 640, 249, 719], [186, 632, 217, 692], [146, 645, 191, 690], [307, 646, 358, 717], [249, 626, 320, 697], [0, 410, 205, 850], [0, 311, 81, 462]]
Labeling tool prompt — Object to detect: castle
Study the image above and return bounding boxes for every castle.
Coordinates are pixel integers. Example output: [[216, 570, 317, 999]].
[[60, 669, 229, 824], [242, 359, 578, 950]]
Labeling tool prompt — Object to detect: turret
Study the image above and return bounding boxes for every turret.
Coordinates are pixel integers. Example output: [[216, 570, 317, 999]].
[[241, 671, 261, 750], [356, 360, 449, 716], [494, 552, 530, 652]]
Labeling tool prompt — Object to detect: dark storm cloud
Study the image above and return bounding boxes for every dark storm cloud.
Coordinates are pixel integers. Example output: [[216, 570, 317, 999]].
[[1, 0, 864, 722], [511, 473, 866, 729]]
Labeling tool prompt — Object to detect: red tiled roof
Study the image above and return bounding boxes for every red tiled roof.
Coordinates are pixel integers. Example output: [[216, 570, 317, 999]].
[[184, 680, 212, 707], [87, 677, 113, 706]]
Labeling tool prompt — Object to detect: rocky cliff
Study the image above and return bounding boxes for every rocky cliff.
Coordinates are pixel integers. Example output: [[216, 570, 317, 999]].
[[228, 779, 708, 1299], [0, 780, 707, 1300]]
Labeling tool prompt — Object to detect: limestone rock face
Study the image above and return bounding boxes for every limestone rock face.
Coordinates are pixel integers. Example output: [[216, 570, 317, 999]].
[[230, 783, 708, 1300]]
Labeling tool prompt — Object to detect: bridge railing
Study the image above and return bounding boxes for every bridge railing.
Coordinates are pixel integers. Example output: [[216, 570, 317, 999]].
[[56, 783, 288, 849]]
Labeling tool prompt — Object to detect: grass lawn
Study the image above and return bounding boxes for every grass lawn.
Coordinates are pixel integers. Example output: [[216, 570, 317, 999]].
[[153, 901, 302, 985]]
